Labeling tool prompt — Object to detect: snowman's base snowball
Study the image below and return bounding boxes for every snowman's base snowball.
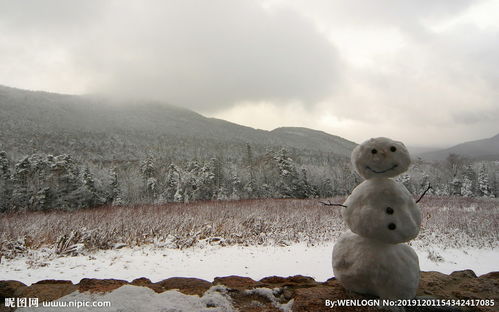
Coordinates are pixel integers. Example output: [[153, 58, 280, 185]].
[[332, 231, 420, 299]]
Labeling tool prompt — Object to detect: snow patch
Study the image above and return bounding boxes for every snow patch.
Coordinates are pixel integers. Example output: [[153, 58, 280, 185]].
[[18, 285, 235, 312], [244, 287, 294, 312]]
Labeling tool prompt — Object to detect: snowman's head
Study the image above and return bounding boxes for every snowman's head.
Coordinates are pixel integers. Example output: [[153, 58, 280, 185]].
[[343, 179, 421, 243], [351, 137, 410, 179]]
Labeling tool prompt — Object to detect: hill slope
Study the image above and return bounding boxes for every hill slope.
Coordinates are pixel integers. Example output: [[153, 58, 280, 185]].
[[420, 133, 499, 161], [0, 85, 356, 161]]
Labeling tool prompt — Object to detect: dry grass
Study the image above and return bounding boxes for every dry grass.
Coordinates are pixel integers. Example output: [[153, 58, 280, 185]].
[[416, 196, 499, 249], [0, 196, 497, 259]]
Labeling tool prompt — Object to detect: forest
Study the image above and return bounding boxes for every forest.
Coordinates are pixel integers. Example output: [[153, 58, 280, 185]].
[[0, 146, 496, 212]]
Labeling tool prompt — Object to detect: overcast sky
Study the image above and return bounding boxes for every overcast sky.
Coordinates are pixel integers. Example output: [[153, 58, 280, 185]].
[[1, 0, 498, 147]]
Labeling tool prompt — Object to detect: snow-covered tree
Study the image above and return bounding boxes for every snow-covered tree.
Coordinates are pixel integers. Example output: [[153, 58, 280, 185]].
[[50, 154, 81, 210], [10, 156, 31, 210], [461, 165, 477, 197], [141, 156, 158, 200], [294, 168, 317, 198], [450, 177, 462, 196], [461, 175, 474, 197], [0, 151, 12, 212], [110, 167, 125, 206], [157, 164, 180, 203], [272, 148, 299, 198], [477, 163, 492, 197], [319, 178, 334, 198], [209, 158, 223, 191], [76, 167, 102, 208], [243, 179, 258, 199], [229, 174, 242, 200]]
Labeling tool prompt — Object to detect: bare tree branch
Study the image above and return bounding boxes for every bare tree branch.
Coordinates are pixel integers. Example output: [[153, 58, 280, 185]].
[[320, 200, 347, 208], [416, 184, 432, 203]]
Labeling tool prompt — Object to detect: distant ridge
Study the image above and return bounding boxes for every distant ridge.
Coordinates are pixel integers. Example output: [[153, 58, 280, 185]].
[[419, 133, 499, 161], [0, 84, 357, 160], [270, 127, 356, 158]]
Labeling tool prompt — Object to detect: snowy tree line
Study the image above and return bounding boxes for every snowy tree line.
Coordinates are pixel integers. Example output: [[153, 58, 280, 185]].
[[0, 152, 117, 212], [0, 149, 497, 212], [396, 154, 497, 198]]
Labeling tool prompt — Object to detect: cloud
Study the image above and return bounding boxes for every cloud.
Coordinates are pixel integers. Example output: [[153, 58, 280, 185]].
[[212, 1, 499, 146], [278, 0, 479, 31], [0, 0, 498, 146], [0, 0, 339, 112]]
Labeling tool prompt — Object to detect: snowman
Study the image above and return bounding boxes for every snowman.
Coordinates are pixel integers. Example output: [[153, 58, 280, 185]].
[[332, 137, 421, 299]]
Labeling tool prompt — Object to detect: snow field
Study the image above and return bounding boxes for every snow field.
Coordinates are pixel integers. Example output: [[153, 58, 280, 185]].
[[2, 242, 497, 285]]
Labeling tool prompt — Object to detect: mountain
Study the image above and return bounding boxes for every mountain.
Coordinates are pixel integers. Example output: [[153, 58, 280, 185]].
[[0, 85, 357, 162], [419, 133, 499, 161], [270, 127, 355, 158]]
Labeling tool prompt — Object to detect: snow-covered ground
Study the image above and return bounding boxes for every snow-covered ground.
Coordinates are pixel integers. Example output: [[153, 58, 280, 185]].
[[2, 243, 498, 285]]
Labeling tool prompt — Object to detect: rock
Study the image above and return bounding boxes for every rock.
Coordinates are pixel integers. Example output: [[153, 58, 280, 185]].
[[214, 275, 260, 289], [130, 277, 152, 286], [0, 280, 27, 300], [154, 277, 211, 296], [31, 280, 72, 285], [17, 280, 77, 303], [0, 271, 497, 312], [450, 269, 478, 279], [0, 281, 27, 312], [293, 284, 380, 312], [416, 270, 498, 312], [78, 278, 128, 293], [259, 276, 288, 284], [259, 275, 318, 287], [480, 272, 499, 280]]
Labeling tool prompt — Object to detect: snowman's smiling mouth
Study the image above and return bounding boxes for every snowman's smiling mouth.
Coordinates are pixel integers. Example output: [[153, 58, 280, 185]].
[[366, 164, 398, 174]]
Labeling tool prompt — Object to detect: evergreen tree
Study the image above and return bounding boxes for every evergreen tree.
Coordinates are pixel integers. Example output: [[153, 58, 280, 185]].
[[294, 168, 316, 198], [462, 164, 477, 197], [158, 164, 180, 203], [0, 151, 12, 212], [477, 163, 491, 197], [78, 167, 101, 208], [51, 154, 81, 210], [110, 167, 125, 206], [450, 177, 462, 196], [10, 156, 31, 210], [243, 179, 258, 199], [209, 157, 223, 192], [319, 178, 334, 198], [245, 144, 255, 181], [141, 156, 158, 200], [461, 175, 474, 197], [273, 148, 299, 198], [229, 174, 242, 200]]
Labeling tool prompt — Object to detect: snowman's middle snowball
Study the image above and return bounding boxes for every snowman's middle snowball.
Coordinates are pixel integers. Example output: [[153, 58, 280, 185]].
[[343, 178, 421, 244]]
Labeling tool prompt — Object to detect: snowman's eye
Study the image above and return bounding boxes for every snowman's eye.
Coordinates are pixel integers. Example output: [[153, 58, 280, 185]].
[[388, 223, 396, 230], [390, 146, 397, 152], [386, 207, 394, 214], [371, 149, 377, 154]]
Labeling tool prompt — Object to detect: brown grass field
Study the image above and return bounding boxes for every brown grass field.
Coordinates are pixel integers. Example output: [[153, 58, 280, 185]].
[[1, 196, 498, 259]]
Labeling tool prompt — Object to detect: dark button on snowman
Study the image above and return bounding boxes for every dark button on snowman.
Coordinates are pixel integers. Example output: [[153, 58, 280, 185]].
[[333, 137, 421, 299]]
